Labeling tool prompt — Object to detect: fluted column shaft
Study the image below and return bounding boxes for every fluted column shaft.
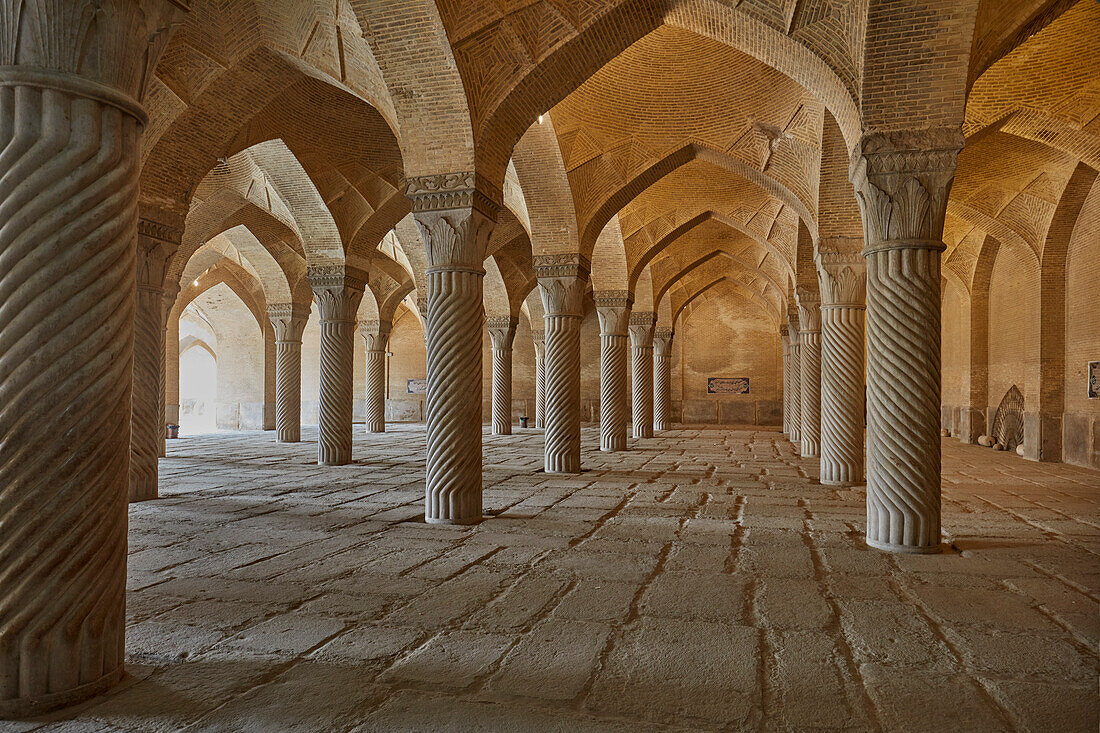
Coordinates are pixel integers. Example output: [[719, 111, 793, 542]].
[[818, 254, 866, 486], [158, 286, 177, 458], [413, 198, 495, 524], [361, 320, 392, 434], [537, 257, 589, 473], [786, 313, 802, 443], [653, 328, 674, 432], [595, 295, 631, 452], [131, 227, 178, 502], [532, 332, 546, 429], [311, 271, 364, 466], [797, 292, 821, 459], [853, 130, 962, 553], [269, 304, 309, 443], [0, 2, 177, 717], [781, 333, 792, 435], [132, 286, 163, 500], [487, 317, 518, 435], [630, 312, 656, 439]]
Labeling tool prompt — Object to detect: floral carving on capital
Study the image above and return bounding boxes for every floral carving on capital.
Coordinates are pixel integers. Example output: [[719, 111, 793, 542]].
[[487, 316, 518, 350], [535, 254, 590, 318], [851, 129, 964, 253], [267, 303, 310, 342], [414, 209, 494, 270], [816, 252, 867, 307], [360, 319, 392, 351]]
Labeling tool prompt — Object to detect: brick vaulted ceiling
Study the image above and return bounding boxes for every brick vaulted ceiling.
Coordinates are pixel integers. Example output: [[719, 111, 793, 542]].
[[136, 0, 1094, 329]]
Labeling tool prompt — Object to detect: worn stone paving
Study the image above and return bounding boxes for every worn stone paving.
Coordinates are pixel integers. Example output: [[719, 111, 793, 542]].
[[6, 425, 1098, 732]]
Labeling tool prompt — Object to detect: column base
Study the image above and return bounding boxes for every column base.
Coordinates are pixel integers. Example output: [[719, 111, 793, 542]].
[[865, 537, 944, 554], [0, 666, 124, 720], [129, 480, 158, 503], [425, 515, 482, 526], [820, 479, 863, 488], [545, 468, 582, 474], [276, 437, 301, 444]]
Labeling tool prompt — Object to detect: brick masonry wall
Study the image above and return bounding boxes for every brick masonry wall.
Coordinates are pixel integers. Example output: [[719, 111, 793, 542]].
[[988, 244, 1041, 416], [941, 279, 971, 411], [678, 295, 781, 425]]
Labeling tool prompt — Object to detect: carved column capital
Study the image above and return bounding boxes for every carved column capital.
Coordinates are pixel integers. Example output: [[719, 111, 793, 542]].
[[137, 218, 181, 291], [405, 171, 501, 219], [309, 266, 365, 323], [413, 205, 495, 271], [786, 308, 801, 343], [536, 254, 590, 318], [0, 0, 180, 119], [360, 319, 393, 351], [850, 129, 964, 254], [595, 291, 632, 335], [531, 329, 546, 348], [267, 303, 311, 342], [487, 315, 519, 350], [653, 328, 674, 357], [816, 252, 867, 307], [628, 311, 657, 346], [796, 286, 822, 333]]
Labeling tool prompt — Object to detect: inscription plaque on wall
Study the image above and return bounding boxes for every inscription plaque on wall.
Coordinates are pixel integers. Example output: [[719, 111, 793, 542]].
[[708, 377, 750, 395], [407, 378, 428, 394], [1089, 361, 1099, 399]]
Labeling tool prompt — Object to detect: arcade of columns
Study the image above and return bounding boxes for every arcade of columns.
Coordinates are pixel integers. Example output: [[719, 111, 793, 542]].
[[1, 0, 1096, 719]]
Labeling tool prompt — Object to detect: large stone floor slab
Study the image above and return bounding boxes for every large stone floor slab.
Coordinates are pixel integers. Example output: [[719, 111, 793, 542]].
[[5, 426, 1098, 732]]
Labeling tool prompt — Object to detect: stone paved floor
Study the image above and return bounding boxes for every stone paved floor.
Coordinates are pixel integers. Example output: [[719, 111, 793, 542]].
[[6, 425, 1099, 732]]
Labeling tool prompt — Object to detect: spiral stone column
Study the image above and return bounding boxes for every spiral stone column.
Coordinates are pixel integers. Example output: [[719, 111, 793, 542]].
[[852, 130, 963, 553], [310, 268, 365, 466], [158, 284, 179, 458], [411, 177, 496, 523], [630, 312, 656, 439], [595, 293, 631, 451], [268, 304, 310, 443], [532, 331, 546, 429], [536, 256, 589, 473], [131, 222, 179, 502], [653, 328, 674, 432], [361, 320, 392, 433], [781, 331, 792, 435], [786, 310, 802, 443], [0, 1, 177, 718], [818, 252, 866, 486], [797, 288, 822, 459], [487, 316, 518, 435]]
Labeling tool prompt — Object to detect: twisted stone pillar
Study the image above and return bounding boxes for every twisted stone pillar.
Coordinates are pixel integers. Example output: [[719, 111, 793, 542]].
[[131, 224, 178, 502], [852, 130, 962, 553], [595, 293, 631, 451], [487, 316, 518, 435], [630, 312, 656, 439], [818, 253, 866, 486], [361, 320, 392, 434], [268, 304, 309, 443], [411, 180, 495, 523], [786, 311, 802, 443], [532, 331, 546, 429], [310, 269, 364, 466], [781, 331, 792, 435], [158, 285, 178, 458], [536, 256, 589, 473], [653, 328, 674, 432], [797, 289, 822, 459], [0, 1, 176, 717]]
